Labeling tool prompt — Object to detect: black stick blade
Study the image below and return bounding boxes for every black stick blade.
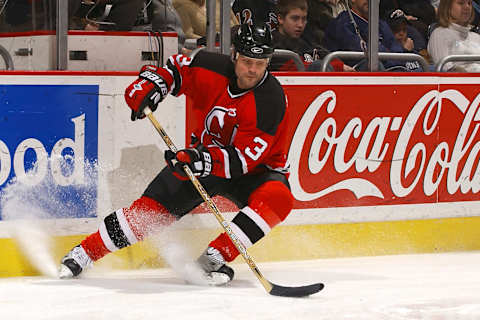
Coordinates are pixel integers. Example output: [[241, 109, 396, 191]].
[[269, 282, 324, 297]]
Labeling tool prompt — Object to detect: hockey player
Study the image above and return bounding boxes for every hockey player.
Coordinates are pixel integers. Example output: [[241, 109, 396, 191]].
[[58, 23, 293, 286]]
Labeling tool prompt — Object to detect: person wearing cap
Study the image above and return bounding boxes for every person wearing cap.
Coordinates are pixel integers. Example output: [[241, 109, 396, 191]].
[[386, 9, 431, 64]]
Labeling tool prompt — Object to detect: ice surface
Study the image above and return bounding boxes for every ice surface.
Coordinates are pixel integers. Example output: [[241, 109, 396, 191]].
[[1, 159, 479, 319], [1, 251, 479, 320]]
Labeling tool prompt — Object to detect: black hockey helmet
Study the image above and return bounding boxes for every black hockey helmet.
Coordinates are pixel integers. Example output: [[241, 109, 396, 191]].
[[232, 23, 274, 59]]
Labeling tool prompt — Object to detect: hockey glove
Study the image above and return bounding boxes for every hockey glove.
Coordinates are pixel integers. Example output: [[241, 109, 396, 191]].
[[124, 65, 169, 121], [165, 145, 212, 179]]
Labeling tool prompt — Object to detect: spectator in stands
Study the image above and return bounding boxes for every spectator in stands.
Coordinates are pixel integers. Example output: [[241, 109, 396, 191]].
[[301, 0, 338, 48], [150, 1, 184, 32], [148, 0, 186, 53], [69, 0, 148, 31], [386, 9, 431, 63], [173, 0, 238, 39], [301, 1, 348, 49], [396, 0, 437, 42], [2, 0, 81, 32], [428, 0, 480, 72], [96, 0, 146, 30], [270, 0, 354, 71], [78, 1, 185, 33], [379, 1, 435, 43], [329, 0, 348, 17], [323, 0, 407, 70], [172, 0, 204, 38], [70, 0, 186, 52], [70, 0, 172, 32], [231, 0, 279, 31]]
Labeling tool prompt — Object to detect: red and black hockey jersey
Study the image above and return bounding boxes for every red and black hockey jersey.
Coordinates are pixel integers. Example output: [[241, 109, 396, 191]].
[[156, 50, 289, 179]]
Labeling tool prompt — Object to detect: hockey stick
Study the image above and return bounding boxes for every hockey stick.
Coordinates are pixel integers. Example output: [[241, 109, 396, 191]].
[[144, 107, 324, 297]]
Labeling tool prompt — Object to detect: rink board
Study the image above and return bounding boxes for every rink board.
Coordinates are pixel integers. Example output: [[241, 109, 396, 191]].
[[2, 216, 480, 277], [1, 72, 480, 277]]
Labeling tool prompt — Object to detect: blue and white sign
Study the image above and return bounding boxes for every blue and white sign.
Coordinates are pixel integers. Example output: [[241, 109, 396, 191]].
[[0, 85, 99, 220]]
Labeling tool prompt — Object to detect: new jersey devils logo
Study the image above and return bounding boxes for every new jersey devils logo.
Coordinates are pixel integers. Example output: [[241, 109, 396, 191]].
[[204, 107, 238, 147]]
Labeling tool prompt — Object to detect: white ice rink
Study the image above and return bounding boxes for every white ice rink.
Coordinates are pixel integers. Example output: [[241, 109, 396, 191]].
[[1, 251, 479, 320]]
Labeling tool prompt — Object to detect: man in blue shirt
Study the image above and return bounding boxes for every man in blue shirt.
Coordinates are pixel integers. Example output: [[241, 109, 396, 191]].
[[323, 0, 406, 70]]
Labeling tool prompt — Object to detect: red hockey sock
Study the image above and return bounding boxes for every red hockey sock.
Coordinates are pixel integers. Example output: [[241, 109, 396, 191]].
[[80, 196, 176, 261], [81, 231, 110, 261], [124, 196, 177, 241], [209, 232, 239, 262]]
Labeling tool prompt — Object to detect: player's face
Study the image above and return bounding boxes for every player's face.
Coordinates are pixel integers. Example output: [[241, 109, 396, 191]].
[[450, 0, 472, 26], [235, 54, 269, 89], [278, 8, 307, 38]]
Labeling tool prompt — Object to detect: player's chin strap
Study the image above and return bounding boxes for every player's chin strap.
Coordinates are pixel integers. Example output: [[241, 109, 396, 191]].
[[143, 107, 324, 297]]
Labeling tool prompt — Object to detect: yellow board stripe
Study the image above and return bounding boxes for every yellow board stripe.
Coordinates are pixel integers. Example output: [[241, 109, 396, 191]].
[[2, 216, 480, 278]]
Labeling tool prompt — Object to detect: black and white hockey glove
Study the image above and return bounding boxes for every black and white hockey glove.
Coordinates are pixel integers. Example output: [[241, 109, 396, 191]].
[[165, 145, 212, 178]]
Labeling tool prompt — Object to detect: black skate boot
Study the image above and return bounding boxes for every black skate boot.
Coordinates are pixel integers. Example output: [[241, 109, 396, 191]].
[[197, 247, 234, 286], [58, 245, 93, 279]]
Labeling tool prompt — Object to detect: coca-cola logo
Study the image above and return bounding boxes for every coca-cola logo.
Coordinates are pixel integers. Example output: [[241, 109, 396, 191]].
[[288, 89, 480, 203]]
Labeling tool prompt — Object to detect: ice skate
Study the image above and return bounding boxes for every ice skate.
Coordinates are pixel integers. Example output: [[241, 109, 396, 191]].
[[197, 247, 234, 286], [58, 245, 93, 279]]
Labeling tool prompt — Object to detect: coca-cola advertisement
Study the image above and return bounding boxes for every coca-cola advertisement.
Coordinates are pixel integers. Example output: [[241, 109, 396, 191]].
[[285, 83, 480, 209]]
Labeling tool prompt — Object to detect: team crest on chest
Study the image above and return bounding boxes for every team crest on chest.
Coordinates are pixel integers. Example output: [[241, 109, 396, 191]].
[[204, 106, 238, 147]]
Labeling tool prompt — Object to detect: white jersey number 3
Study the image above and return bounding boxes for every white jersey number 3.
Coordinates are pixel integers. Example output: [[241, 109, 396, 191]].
[[245, 137, 268, 161]]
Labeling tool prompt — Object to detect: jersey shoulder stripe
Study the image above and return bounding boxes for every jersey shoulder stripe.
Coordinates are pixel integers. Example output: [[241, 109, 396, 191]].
[[190, 50, 234, 78], [253, 73, 286, 135]]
